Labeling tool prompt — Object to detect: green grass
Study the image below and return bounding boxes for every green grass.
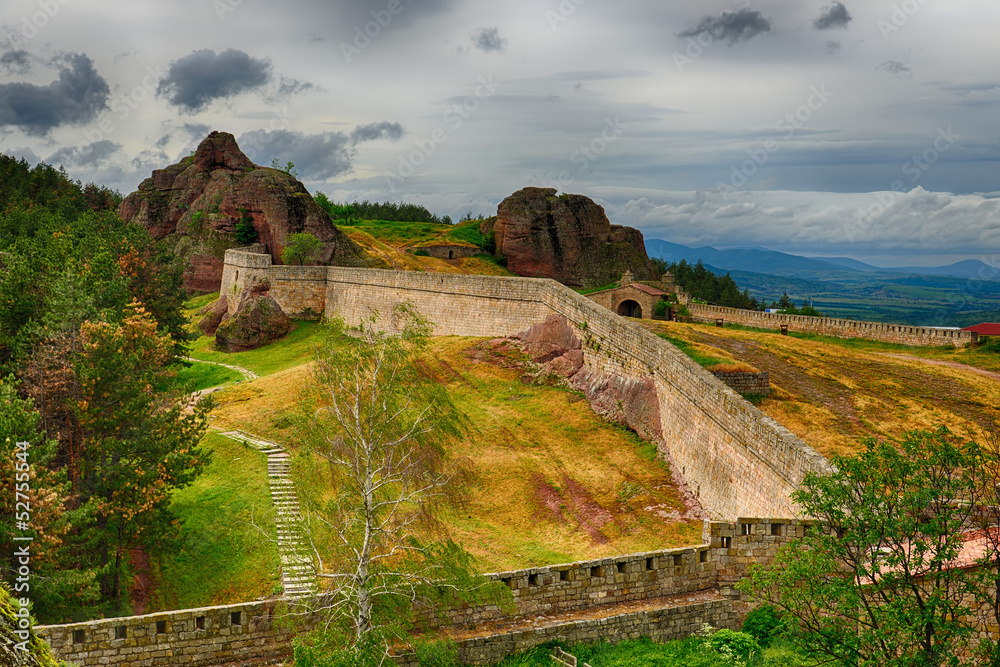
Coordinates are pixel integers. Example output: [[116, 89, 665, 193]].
[[349, 219, 449, 246], [657, 334, 733, 369], [442, 219, 486, 247], [149, 431, 280, 611], [189, 321, 325, 376], [495, 637, 812, 666], [176, 360, 243, 392]]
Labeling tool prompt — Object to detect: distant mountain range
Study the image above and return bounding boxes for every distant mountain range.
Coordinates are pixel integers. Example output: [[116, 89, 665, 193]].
[[644, 239, 998, 281], [643, 239, 1000, 327]]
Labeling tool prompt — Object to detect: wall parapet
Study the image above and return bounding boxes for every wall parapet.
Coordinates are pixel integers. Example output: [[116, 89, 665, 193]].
[[690, 303, 976, 348]]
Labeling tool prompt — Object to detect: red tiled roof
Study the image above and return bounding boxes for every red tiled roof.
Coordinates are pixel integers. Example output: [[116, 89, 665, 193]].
[[628, 283, 666, 296], [963, 323, 1000, 336]]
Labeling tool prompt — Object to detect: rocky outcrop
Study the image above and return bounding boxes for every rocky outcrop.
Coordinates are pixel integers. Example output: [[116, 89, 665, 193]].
[[482, 187, 658, 288], [120, 131, 371, 293], [197, 295, 229, 336], [517, 314, 584, 377], [215, 282, 292, 352]]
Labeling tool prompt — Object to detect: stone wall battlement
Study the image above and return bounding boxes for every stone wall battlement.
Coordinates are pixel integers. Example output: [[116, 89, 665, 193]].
[[690, 303, 976, 348], [39, 519, 805, 667]]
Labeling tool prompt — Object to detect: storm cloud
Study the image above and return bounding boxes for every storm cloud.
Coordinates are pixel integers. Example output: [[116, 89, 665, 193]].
[[349, 121, 404, 144], [677, 9, 772, 46], [0, 49, 30, 74], [813, 2, 852, 30], [0, 53, 109, 135], [236, 125, 392, 180], [48, 140, 121, 167], [157, 49, 271, 111], [471, 27, 507, 53]]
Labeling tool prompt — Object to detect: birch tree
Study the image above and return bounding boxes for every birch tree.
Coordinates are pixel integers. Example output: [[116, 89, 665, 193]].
[[295, 305, 503, 665]]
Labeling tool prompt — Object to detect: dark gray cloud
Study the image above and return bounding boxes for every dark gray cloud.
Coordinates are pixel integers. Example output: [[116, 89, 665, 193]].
[[826, 40, 842, 54], [677, 9, 772, 46], [237, 129, 353, 180], [471, 27, 507, 53], [879, 60, 911, 75], [157, 49, 271, 111], [0, 49, 30, 74], [238, 122, 404, 180], [0, 53, 109, 135], [48, 140, 120, 167], [349, 121, 404, 144], [814, 2, 852, 30]]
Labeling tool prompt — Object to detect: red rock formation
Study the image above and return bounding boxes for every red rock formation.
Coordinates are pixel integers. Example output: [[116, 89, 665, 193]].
[[214, 281, 293, 352], [483, 187, 658, 288], [119, 131, 371, 293]]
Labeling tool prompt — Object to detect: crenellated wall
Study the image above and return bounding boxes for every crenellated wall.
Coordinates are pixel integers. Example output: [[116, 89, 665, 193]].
[[690, 303, 976, 348], [39, 519, 804, 667], [219, 250, 831, 521]]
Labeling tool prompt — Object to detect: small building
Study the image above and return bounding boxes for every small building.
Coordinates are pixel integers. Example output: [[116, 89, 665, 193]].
[[962, 322, 1000, 338], [585, 271, 673, 319], [408, 244, 480, 260]]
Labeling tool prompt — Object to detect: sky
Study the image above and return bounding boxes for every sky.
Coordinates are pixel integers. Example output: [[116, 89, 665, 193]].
[[1, 0, 999, 269]]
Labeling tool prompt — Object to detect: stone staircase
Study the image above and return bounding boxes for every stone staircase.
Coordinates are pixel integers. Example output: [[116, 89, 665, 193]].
[[221, 430, 317, 598]]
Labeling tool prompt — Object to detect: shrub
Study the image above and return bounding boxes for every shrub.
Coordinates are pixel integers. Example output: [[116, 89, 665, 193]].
[[654, 298, 669, 317], [235, 208, 258, 245], [413, 249, 431, 257], [742, 605, 785, 648], [675, 304, 691, 317], [706, 629, 761, 664]]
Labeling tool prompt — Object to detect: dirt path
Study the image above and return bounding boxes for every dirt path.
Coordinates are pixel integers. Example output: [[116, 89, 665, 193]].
[[881, 354, 1000, 383], [188, 357, 259, 382]]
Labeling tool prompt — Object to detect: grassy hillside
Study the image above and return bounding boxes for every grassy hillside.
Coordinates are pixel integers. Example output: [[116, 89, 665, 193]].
[[183, 311, 701, 575], [640, 319, 1000, 458]]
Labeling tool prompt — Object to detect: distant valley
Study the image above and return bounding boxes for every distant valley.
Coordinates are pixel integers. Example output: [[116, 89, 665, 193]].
[[645, 239, 1000, 327]]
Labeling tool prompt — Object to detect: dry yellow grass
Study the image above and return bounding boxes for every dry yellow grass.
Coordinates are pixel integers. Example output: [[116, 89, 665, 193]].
[[643, 320, 1000, 458], [345, 229, 513, 277]]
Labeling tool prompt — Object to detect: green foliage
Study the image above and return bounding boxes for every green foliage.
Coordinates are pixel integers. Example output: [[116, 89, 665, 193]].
[[741, 607, 786, 649], [296, 305, 509, 657], [654, 298, 670, 317], [0, 154, 121, 217], [235, 208, 258, 245], [413, 638, 460, 667], [315, 194, 448, 224], [706, 629, 762, 664], [740, 426, 996, 666], [667, 259, 761, 310], [413, 249, 431, 256], [443, 220, 487, 248], [281, 232, 325, 266], [770, 292, 823, 317], [270, 158, 299, 178]]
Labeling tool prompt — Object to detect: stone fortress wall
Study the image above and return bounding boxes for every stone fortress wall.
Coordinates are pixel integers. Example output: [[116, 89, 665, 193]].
[[690, 303, 977, 348], [39, 519, 804, 667], [220, 248, 832, 521]]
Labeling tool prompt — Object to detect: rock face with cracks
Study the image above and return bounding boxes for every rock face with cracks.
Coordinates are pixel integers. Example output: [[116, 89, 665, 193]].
[[483, 187, 659, 288], [119, 131, 371, 293], [197, 295, 229, 336], [214, 282, 292, 352]]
